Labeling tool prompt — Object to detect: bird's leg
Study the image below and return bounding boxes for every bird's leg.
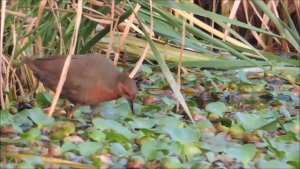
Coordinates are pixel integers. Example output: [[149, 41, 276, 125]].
[[66, 104, 81, 118]]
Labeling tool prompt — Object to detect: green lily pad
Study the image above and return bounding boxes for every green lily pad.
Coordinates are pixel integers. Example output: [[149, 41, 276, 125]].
[[93, 118, 135, 139], [78, 142, 102, 157], [20, 128, 41, 141], [162, 156, 182, 169], [205, 102, 227, 117], [161, 126, 200, 144], [95, 100, 132, 120], [86, 127, 106, 142], [110, 143, 129, 157], [258, 159, 292, 169], [28, 108, 54, 129], [128, 118, 157, 129], [36, 92, 52, 107], [61, 141, 77, 153], [141, 140, 165, 160], [104, 131, 131, 143], [223, 144, 256, 165], [236, 112, 277, 132]]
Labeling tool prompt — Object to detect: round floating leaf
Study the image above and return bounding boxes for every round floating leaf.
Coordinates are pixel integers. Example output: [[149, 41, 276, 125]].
[[110, 143, 129, 157], [157, 116, 184, 128], [162, 156, 181, 169], [104, 131, 130, 143], [223, 144, 256, 165], [128, 118, 157, 129], [21, 128, 41, 141], [205, 102, 227, 117], [182, 143, 202, 159], [95, 100, 131, 120], [286, 151, 300, 169], [36, 92, 52, 107], [93, 118, 135, 139], [258, 159, 292, 169], [78, 142, 102, 157], [86, 127, 106, 142], [141, 140, 165, 160], [61, 141, 77, 153], [161, 126, 200, 144], [0, 110, 13, 126], [28, 108, 54, 128], [236, 112, 277, 132], [197, 119, 214, 130]]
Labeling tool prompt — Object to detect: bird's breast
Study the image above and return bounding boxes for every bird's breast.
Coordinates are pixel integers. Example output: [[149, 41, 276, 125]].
[[84, 83, 120, 105]]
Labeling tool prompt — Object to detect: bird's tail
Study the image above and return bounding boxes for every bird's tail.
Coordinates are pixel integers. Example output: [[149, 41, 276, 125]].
[[24, 56, 38, 72], [24, 56, 40, 91]]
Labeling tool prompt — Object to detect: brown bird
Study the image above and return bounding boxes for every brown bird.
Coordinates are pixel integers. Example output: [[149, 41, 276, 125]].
[[25, 54, 138, 115]]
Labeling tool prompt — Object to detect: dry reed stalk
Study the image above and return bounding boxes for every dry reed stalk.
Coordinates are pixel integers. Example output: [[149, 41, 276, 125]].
[[114, 3, 140, 68], [0, 0, 7, 109], [105, 0, 116, 59], [48, 0, 83, 117], [176, 19, 186, 112]]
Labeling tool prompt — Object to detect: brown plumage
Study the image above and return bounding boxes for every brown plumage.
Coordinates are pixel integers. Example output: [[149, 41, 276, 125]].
[[25, 54, 137, 111]]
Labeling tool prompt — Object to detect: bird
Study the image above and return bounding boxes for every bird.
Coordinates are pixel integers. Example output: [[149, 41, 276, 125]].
[[25, 54, 138, 116]]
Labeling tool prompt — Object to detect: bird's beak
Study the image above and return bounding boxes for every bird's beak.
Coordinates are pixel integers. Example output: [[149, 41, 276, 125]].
[[127, 99, 134, 114]]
